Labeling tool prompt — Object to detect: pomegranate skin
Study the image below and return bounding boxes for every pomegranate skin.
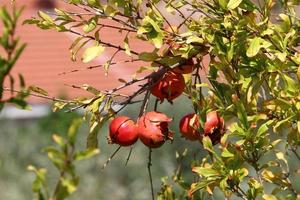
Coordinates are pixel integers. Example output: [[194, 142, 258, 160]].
[[172, 59, 195, 74], [150, 71, 185, 101], [109, 116, 139, 146], [137, 111, 172, 148], [204, 111, 225, 144], [179, 113, 201, 141]]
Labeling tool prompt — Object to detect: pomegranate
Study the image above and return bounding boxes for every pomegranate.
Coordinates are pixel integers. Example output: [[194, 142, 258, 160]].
[[204, 111, 225, 144], [109, 116, 138, 146], [179, 113, 201, 141], [137, 111, 173, 148], [150, 71, 185, 101], [172, 59, 195, 74]]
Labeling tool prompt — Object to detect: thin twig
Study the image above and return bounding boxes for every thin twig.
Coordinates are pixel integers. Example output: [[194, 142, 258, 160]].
[[2, 87, 75, 104], [147, 148, 155, 200], [67, 29, 140, 56], [291, 147, 300, 161], [125, 146, 133, 166], [101, 145, 122, 170], [58, 59, 140, 75]]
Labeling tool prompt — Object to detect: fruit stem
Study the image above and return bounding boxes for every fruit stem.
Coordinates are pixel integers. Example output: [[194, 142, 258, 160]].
[[139, 90, 151, 117], [154, 98, 159, 111], [101, 145, 122, 170], [147, 148, 155, 200], [125, 146, 133, 166]]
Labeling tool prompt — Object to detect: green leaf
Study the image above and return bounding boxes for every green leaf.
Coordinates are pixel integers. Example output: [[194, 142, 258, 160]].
[[192, 167, 220, 177], [263, 194, 278, 200], [52, 134, 65, 148], [202, 136, 213, 152], [87, 121, 100, 149], [38, 11, 54, 24], [138, 52, 159, 61], [63, 178, 79, 193], [28, 85, 48, 96], [227, 0, 243, 9], [67, 118, 82, 145], [81, 44, 105, 63], [124, 35, 131, 56], [83, 17, 97, 33], [74, 148, 100, 161], [27, 165, 47, 193], [256, 120, 273, 137], [221, 148, 234, 158], [82, 84, 100, 95], [87, 0, 100, 7], [247, 37, 262, 57]]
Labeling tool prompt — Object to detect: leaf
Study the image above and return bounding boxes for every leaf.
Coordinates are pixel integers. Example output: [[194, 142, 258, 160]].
[[53, 102, 68, 112], [38, 11, 54, 24], [86, 121, 100, 149], [247, 37, 262, 57], [60, 177, 79, 195], [67, 118, 82, 145], [227, 0, 243, 9], [74, 148, 100, 161], [81, 44, 105, 63], [138, 52, 159, 61], [221, 148, 234, 158], [28, 85, 48, 96], [256, 120, 273, 137], [83, 17, 97, 33], [263, 194, 278, 200], [82, 84, 100, 95], [124, 35, 131, 56], [275, 152, 288, 165], [27, 165, 47, 193], [52, 134, 65, 148], [192, 167, 220, 177], [188, 180, 216, 197], [202, 136, 213, 152]]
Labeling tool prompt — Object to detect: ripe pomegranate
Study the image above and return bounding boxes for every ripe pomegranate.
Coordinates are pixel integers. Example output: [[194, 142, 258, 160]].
[[204, 111, 225, 144], [172, 59, 195, 74], [137, 111, 173, 148], [150, 71, 185, 101], [109, 116, 138, 146], [179, 113, 201, 141]]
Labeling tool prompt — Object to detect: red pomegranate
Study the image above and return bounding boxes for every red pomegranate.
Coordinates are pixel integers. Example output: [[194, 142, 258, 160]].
[[179, 113, 201, 141], [150, 71, 185, 101], [204, 111, 225, 144], [109, 116, 139, 146], [137, 111, 173, 148], [172, 59, 195, 74]]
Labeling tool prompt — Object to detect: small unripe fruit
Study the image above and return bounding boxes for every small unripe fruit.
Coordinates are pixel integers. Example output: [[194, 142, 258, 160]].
[[150, 71, 185, 101], [204, 111, 225, 145], [179, 113, 201, 141], [109, 116, 138, 146], [137, 111, 172, 148]]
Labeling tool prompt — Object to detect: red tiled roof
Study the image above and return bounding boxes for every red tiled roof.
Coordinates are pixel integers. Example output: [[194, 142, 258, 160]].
[[1, 0, 152, 103], [1, 0, 208, 104]]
